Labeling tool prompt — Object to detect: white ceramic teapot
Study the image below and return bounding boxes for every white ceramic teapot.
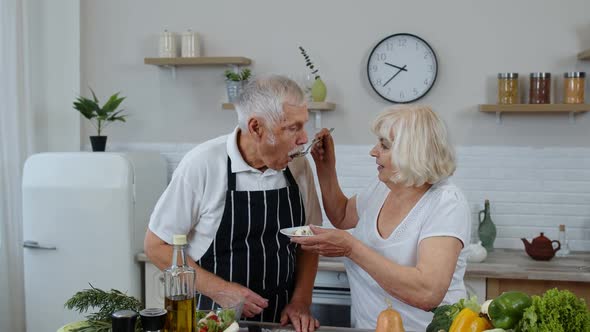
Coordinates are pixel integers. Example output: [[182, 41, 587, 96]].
[[466, 241, 488, 263]]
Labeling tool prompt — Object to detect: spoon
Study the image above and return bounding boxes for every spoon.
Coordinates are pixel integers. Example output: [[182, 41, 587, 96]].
[[290, 128, 334, 158]]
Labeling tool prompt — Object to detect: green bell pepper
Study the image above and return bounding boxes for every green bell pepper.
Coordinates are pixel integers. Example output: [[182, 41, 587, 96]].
[[488, 291, 532, 329]]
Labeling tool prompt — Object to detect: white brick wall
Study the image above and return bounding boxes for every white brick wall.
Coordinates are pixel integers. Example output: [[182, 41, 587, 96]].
[[108, 143, 590, 252]]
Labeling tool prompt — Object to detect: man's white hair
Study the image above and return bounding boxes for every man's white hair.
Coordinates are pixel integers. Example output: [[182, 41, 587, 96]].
[[234, 74, 305, 133], [372, 105, 456, 186]]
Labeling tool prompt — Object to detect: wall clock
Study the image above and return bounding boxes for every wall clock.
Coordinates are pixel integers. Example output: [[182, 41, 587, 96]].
[[367, 33, 438, 103]]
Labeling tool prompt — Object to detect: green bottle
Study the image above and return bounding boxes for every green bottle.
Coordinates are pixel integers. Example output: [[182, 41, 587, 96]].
[[478, 199, 497, 251]]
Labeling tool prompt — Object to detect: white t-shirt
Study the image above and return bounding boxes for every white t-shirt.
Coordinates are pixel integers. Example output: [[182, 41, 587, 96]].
[[148, 127, 322, 261], [345, 178, 471, 331]]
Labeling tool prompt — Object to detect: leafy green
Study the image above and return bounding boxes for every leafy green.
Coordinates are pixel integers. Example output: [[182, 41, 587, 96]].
[[299, 46, 320, 79], [218, 308, 236, 330], [224, 68, 251, 82], [455, 295, 482, 315], [196, 308, 237, 332], [196, 310, 208, 321], [426, 296, 480, 332], [73, 88, 127, 136], [516, 288, 590, 332], [64, 284, 143, 332], [426, 304, 457, 332]]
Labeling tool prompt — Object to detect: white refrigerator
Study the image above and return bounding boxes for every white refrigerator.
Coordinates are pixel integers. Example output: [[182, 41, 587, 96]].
[[21, 152, 168, 332]]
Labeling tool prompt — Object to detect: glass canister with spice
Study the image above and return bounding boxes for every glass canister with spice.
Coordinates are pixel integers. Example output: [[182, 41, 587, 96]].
[[497, 73, 519, 104], [529, 72, 551, 104], [563, 72, 585, 104]]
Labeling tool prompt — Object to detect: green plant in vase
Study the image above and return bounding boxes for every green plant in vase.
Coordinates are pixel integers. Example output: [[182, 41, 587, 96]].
[[73, 88, 127, 152], [299, 46, 326, 102], [224, 68, 251, 103]]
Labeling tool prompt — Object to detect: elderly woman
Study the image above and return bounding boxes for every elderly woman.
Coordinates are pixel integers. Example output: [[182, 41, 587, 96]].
[[291, 105, 471, 331]]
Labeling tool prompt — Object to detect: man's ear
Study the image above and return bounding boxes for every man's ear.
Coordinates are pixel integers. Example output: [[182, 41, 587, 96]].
[[247, 117, 264, 141]]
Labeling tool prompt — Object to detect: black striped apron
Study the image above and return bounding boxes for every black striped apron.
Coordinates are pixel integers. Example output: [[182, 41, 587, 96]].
[[197, 156, 305, 322]]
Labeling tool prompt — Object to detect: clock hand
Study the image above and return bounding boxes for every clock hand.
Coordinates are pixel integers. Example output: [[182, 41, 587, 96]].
[[382, 65, 407, 87], [384, 62, 408, 72]]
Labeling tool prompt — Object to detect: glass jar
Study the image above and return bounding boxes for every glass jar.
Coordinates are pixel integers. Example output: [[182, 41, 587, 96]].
[[563, 72, 585, 104], [497, 73, 519, 104], [529, 72, 551, 104]]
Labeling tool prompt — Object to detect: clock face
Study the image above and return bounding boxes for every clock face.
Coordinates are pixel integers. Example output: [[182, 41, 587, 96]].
[[367, 33, 438, 103]]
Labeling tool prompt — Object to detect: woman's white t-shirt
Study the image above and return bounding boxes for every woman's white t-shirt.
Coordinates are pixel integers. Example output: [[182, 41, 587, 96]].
[[345, 178, 471, 331]]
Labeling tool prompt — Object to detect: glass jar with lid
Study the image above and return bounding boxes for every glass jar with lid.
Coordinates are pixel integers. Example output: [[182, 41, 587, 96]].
[[529, 72, 551, 104], [563, 72, 585, 104], [497, 73, 519, 104]]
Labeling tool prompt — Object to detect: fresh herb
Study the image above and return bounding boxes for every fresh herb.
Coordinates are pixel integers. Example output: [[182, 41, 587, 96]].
[[64, 284, 143, 332], [73, 88, 127, 137], [516, 288, 590, 332], [299, 46, 320, 79], [224, 68, 251, 82]]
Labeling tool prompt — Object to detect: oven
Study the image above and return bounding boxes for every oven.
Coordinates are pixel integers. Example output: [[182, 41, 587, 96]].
[[310, 270, 351, 327]]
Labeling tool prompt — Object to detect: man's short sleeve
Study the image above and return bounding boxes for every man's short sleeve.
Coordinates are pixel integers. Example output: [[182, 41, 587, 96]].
[[148, 172, 200, 244]]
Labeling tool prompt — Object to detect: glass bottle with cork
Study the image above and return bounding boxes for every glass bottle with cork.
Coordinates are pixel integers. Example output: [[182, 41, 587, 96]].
[[164, 234, 196, 332], [555, 224, 571, 257]]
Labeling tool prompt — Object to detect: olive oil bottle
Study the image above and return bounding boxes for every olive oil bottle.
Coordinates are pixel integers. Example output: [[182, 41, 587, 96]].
[[164, 235, 196, 332]]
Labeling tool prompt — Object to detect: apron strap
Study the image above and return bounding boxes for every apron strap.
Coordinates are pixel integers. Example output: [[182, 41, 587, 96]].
[[283, 166, 297, 186], [227, 156, 236, 191]]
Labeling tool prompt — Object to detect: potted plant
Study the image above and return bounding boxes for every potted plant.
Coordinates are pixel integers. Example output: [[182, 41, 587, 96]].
[[73, 88, 127, 152], [299, 46, 327, 102], [224, 68, 251, 102]]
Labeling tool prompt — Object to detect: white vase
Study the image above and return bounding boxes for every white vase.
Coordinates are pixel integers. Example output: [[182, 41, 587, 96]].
[[466, 241, 488, 263]]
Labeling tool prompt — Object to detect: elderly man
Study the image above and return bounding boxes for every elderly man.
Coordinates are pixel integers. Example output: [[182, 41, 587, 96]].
[[145, 75, 322, 332]]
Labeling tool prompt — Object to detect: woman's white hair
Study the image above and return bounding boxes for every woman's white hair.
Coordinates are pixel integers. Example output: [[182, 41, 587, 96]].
[[371, 105, 456, 186], [234, 75, 305, 133]]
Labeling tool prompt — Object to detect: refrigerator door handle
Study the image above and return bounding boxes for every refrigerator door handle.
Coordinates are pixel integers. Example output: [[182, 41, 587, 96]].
[[23, 240, 57, 250]]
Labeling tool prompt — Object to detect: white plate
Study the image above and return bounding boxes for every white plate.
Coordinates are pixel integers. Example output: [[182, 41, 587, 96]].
[[280, 226, 315, 238]]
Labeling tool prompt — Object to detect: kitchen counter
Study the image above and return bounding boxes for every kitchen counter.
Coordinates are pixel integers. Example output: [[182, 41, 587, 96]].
[[238, 321, 374, 332], [315, 249, 590, 283], [137, 249, 590, 282]]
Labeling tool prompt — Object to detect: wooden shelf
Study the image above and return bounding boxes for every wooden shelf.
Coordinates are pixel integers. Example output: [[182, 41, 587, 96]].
[[222, 102, 336, 111], [479, 104, 589, 124], [144, 57, 252, 66], [577, 49, 590, 60], [479, 104, 590, 113]]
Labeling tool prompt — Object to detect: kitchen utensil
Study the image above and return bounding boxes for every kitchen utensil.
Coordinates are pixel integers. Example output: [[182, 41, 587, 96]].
[[290, 128, 334, 158]]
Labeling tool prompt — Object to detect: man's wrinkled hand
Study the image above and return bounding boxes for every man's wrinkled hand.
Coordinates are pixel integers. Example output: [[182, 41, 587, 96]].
[[224, 282, 268, 318]]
